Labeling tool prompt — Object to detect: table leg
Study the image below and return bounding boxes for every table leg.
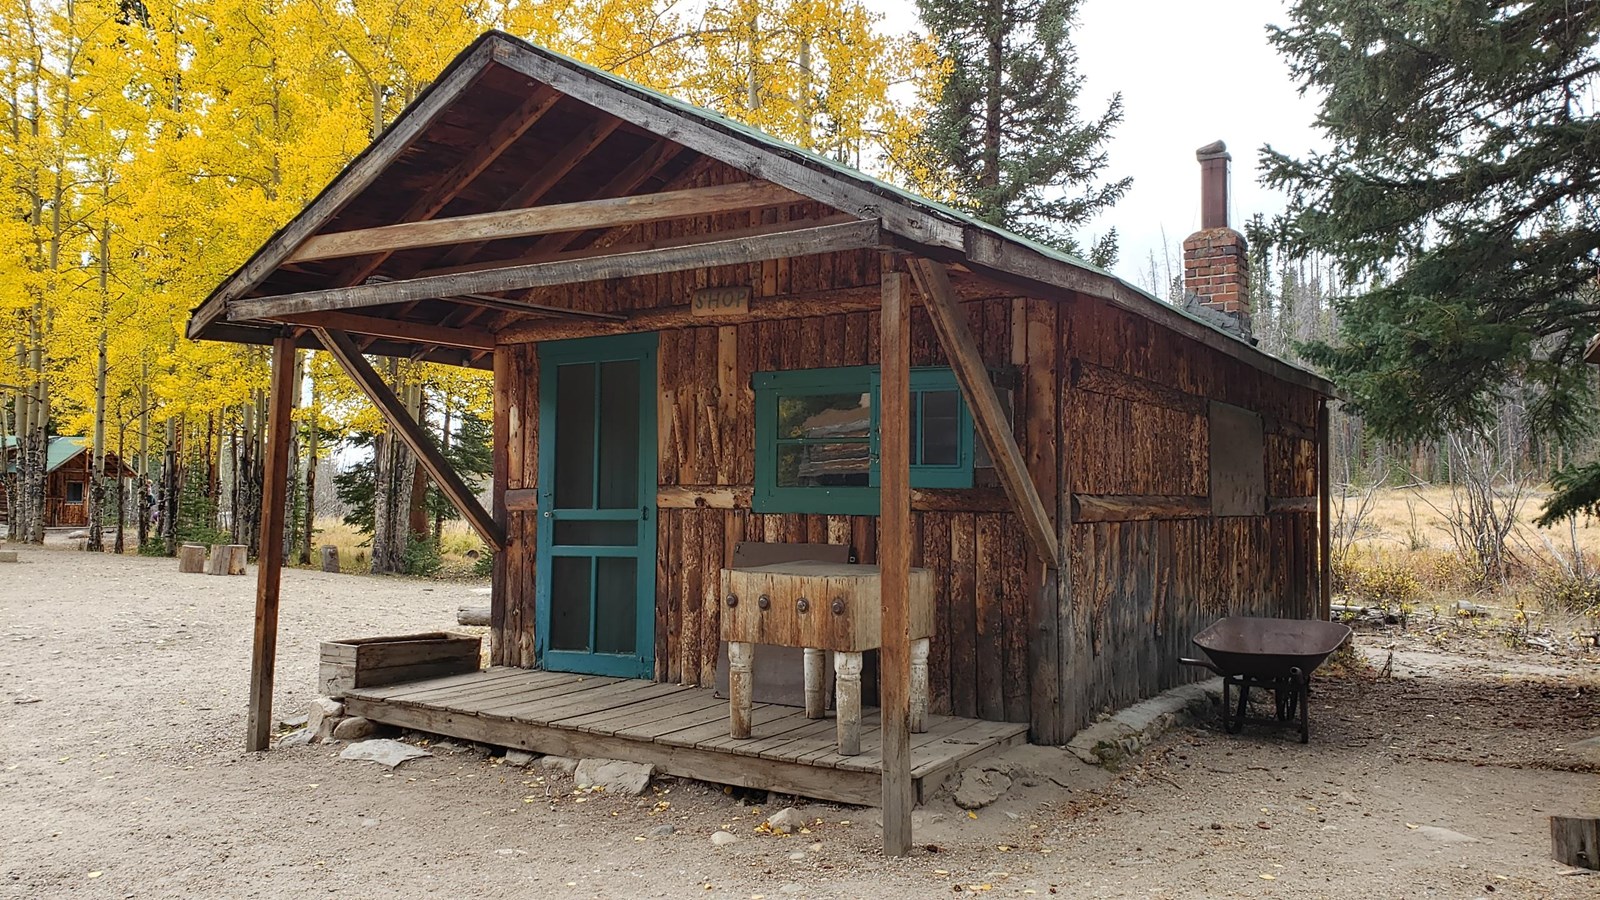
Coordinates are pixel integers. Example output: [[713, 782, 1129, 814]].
[[803, 648, 825, 719], [835, 651, 863, 755], [728, 641, 754, 739], [910, 637, 930, 733]]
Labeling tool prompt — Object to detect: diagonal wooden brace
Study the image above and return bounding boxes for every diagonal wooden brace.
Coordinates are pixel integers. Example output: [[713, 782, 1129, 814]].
[[312, 327, 506, 551], [906, 258, 1061, 568]]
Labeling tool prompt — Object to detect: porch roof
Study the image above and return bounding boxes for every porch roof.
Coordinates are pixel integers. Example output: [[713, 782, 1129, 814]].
[[186, 30, 1334, 397]]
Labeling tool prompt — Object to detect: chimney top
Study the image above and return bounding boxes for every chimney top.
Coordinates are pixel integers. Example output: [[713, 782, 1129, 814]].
[[1198, 140, 1230, 230]]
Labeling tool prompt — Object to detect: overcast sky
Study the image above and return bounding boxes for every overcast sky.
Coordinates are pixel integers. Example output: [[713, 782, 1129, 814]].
[[862, 0, 1326, 288]]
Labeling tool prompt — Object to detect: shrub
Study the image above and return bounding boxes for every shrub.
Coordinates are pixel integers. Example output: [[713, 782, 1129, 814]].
[[471, 548, 494, 578], [1340, 551, 1423, 607], [1530, 570, 1600, 618], [402, 536, 442, 577]]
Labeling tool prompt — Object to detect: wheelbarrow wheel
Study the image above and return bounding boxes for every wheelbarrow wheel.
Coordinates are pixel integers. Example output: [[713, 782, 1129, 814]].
[[1293, 668, 1309, 744]]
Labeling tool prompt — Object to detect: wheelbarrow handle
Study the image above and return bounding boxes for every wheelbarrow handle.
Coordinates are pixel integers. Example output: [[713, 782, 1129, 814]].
[[1179, 657, 1220, 674]]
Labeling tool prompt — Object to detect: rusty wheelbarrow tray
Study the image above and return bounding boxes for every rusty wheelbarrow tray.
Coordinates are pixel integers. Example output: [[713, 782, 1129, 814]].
[[1180, 617, 1352, 743]]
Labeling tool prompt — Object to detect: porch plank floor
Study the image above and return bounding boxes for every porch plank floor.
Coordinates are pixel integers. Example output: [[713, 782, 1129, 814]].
[[342, 667, 1028, 806]]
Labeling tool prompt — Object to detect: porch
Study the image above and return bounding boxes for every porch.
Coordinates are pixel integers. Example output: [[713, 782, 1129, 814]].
[[342, 667, 1028, 806]]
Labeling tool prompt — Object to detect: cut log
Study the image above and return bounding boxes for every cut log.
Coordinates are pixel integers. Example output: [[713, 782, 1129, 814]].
[[1551, 816, 1599, 870], [320, 545, 341, 573], [207, 544, 247, 575], [178, 543, 206, 574], [457, 605, 491, 626]]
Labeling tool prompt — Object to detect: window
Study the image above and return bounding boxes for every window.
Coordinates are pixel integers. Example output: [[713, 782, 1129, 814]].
[[65, 480, 85, 504], [753, 366, 974, 514]]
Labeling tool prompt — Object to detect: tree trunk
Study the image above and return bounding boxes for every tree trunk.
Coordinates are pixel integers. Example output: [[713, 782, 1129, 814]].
[[162, 417, 178, 555], [137, 360, 151, 549], [300, 369, 318, 565], [88, 216, 110, 552]]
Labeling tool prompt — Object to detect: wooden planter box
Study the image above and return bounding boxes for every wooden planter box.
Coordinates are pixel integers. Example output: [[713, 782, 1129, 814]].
[[319, 632, 481, 698]]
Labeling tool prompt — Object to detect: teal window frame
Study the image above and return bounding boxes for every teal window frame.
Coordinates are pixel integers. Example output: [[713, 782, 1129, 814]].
[[753, 365, 975, 515]]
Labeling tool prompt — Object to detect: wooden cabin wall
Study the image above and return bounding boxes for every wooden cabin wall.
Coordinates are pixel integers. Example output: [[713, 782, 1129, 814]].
[[1056, 294, 1322, 730], [493, 211, 1037, 723]]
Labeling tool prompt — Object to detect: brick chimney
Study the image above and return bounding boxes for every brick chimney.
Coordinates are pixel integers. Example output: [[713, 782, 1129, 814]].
[[1182, 140, 1251, 338]]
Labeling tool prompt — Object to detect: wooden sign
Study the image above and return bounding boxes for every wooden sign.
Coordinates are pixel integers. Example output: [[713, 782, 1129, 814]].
[[691, 285, 751, 317]]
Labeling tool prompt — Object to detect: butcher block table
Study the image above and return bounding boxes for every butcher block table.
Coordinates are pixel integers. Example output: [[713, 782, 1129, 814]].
[[719, 561, 934, 755]]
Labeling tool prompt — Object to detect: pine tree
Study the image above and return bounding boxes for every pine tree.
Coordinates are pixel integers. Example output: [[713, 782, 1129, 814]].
[[913, 0, 1129, 265], [1263, 0, 1600, 448]]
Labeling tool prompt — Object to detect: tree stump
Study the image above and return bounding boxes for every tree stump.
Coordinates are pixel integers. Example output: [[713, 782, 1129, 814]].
[[1552, 816, 1599, 870], [178, 543, 206, 573], [207, 544, 247, 575], [320, 545, 340, 573]]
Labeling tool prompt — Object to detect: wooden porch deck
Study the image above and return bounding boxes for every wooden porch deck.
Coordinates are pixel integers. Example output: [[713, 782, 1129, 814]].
[[342, 668, 1028, 806]]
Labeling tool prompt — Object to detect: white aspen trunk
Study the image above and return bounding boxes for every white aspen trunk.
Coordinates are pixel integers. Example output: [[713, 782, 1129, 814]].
[[88, 214, 110, 552]]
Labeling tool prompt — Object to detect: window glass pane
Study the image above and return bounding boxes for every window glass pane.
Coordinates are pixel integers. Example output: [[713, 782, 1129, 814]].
[[553, 520, 637, 546], [596, 360, 640, 509], [594, 557, 638, 655], [777, 442, 870, 487], [550, 556, 592, 651], [777, 392, 870, 439], [919, 390, 961, 466], [554, 363, 596, 509]]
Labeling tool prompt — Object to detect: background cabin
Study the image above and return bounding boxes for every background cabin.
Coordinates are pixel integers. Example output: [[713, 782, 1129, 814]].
[[2, 437, 135, 528], [189, 33, 1335, 847]]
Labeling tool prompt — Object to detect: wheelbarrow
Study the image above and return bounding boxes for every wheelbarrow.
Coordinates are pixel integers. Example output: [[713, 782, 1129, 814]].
[[1180, 616, 1352, 743]]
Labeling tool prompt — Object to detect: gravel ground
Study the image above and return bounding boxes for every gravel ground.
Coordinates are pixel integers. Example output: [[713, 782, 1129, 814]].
[[2, 546, 1597, 899]]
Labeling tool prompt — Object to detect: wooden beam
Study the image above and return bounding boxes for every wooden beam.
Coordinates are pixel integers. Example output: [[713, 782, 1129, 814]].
[[420, 213, 857, 280], [430, 114, 627, 270], [494, 268, 1014, 345], [188, 42, 496, 338], [234, 220, 884, 320], [439, 141, 688, 330], [332, 86, 565, 288], [907, 257, 1061, 567], [1072, 494, 1210, 523], [1318, 399, 1332, 620], [247, 334, 296, 752], [1070, 358, 1206, 416], [1268, 495, 1318, 514], [652, 484, 1008, 512], [313, 327, 506, 550], [287, 181, 807, 263], [266, 311, 495, 351], [879, 268, 914, 858]]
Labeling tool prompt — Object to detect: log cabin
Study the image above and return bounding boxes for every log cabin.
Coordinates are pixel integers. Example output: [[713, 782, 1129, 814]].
[[186, 32, 1336, 854], [1, 436, 136, 528]]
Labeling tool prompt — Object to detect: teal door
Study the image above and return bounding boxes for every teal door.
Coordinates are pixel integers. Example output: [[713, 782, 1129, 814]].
[[535, 333, 657, 678]]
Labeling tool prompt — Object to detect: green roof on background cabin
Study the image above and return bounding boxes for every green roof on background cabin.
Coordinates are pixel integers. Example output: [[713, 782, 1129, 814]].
[[2, 436, 92, 474]]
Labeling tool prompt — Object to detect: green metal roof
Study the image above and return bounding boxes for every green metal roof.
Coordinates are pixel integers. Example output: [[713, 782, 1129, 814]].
[[3, 436, 90, 474]]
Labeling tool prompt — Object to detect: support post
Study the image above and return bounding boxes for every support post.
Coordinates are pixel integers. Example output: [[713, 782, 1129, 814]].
[[803, 647, 825, 719], [1317, 399, 1331, 620], [728, 641, 754, 739], [834, 650, 863, 756], [247, 334, 296, 752], [879, 267, 914, 857]]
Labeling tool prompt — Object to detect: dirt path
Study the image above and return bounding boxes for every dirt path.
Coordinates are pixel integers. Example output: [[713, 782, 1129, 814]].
[[2, 548, 1596, 898]]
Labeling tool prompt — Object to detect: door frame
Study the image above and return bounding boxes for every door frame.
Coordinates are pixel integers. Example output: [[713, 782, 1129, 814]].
[[534, 332, 658, 678]]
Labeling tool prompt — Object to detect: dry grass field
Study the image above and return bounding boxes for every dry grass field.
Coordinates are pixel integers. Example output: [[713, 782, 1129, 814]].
[[1335, 485, 1600, 643]]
